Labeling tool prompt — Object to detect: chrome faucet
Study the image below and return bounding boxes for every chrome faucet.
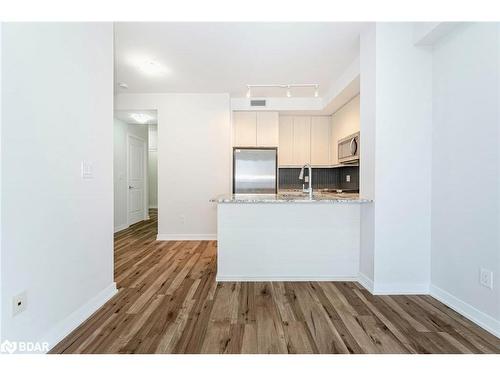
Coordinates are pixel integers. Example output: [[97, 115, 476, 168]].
[[298, 163, 313, 199]]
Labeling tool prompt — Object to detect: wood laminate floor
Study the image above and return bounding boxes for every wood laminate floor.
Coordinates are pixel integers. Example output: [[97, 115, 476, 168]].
[[50, 209, 500, 354]]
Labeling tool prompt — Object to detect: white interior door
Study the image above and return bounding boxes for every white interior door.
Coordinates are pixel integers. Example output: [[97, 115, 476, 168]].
[[128, 135, 146, 225]]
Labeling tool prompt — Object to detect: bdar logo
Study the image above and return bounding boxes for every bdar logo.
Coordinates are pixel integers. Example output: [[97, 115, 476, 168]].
[[0, 340, 17, 354]]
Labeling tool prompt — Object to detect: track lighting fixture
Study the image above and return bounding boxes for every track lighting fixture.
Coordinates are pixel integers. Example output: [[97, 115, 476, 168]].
[[245, 83, 319, 98]]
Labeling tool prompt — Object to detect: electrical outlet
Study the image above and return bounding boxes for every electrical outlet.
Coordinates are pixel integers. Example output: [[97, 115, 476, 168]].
[[12, 291, 27, 316], [480, 268, 493, 289], [179, 215, 186, 225], [81, 160, 93, 179], [346, 175, 351, 182]]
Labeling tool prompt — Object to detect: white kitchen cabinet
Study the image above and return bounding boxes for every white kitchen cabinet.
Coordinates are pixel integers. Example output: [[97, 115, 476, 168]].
[[233, 111, 257, 147], [233, 111, 279, 147], [236, 112, 337, 167], [292, 116, 311, 166], [256, 112, 279, 146], [311, 116, 331, 166], [278, 116, 294, 166], [330, 95, 360, 165]]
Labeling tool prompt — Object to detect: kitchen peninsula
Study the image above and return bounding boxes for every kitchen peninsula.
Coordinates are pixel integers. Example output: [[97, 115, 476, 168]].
[[215, 99, 369, 281], [211, 193, 372, 281]]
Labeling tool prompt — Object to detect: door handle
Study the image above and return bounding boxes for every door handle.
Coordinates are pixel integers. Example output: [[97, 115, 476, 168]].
[[128, 185, 133, 190], [349, 138, 357, 156]]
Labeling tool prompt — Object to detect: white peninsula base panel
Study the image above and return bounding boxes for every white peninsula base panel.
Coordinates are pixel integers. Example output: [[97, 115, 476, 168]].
[[216, 203, 361, 281]]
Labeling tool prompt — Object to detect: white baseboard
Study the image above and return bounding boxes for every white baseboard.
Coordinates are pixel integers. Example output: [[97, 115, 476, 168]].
[[41, 282, 118, 352], [357, 272, 374, 293], [372, 283, 429, 295], [430, 284, 500, 338], [217, 274, 430, 296], [157, 234, 216, 241], [114, 224, 129, 233], [216, 275, 358, 282], [149, 205, 157, 209]]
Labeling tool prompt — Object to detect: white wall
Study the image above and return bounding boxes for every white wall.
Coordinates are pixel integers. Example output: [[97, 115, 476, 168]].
[[431, 23, 500, 332], [359, 24, 377, 284], [114, 118, 149, 231], [359, 25, 376, 202], [0, 23, 3, 341], [331, 95, 360, 165], [359, 22, 500, 335], [148, 124, 158, 208], [413, 22, 461, 46], [373, 23, 432, 293], [323, 57, 360, 113], [1, 23, 115, 348], [359, 23, 433, 293], [115, 93, 231, 239], [128, 123, 149, 142]]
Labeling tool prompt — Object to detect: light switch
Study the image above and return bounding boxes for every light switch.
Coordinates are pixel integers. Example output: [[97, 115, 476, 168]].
[[81, 160, 93, 180]]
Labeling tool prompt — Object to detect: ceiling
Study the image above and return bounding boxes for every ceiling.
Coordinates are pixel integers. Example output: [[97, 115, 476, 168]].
[[114, 22, 366, 97], [114, 110, 157, 125]]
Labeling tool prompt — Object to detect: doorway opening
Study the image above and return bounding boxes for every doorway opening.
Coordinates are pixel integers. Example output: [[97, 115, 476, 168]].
[[113, 110, 158, 234]]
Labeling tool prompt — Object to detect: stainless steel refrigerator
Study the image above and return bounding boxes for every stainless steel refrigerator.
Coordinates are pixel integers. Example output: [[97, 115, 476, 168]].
[[233, 148, 277, 194]]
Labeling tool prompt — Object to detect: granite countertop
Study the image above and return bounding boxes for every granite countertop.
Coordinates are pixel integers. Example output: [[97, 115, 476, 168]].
[[210, 191, 372, 204]]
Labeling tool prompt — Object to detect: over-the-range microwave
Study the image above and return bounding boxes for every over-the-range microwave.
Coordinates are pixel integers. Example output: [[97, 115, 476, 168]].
[[338, 131, 360, 164]]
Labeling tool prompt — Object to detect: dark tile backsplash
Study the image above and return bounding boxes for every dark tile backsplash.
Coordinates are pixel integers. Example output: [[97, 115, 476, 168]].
[[279, 166, 359, 191], [338, 166, 360, 191]]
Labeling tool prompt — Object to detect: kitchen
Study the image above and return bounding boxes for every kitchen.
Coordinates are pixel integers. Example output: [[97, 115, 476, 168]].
[[212, 94, 372, 282], [4, 20, 499, 356]]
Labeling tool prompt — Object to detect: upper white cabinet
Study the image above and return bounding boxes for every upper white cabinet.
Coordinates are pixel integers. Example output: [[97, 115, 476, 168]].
[[233, 111, 279, 147], [256, 112, 279, 146], [234, 107, 360, 167], [233, 111, 257, 147], [278, 116, 294, 165], [311, 116, 331, 166], [330, 95, 360, 165], [279, 115, 333, 167], [292, 116, 311, 166]]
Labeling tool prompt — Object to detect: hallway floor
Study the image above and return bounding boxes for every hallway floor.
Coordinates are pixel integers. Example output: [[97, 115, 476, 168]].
[[50, 210, 500, 353]]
